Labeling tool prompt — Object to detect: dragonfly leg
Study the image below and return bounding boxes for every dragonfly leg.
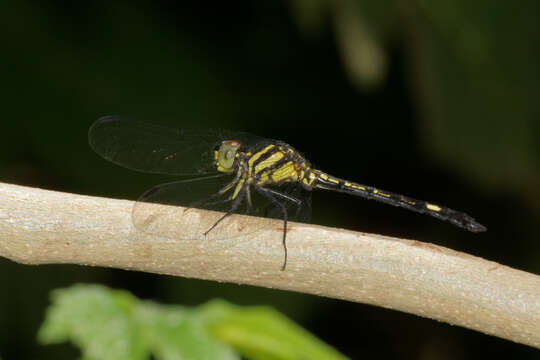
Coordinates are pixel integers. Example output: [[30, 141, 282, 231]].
[[203, 187, 246, 236], [184, 177, 238, 214], [262, 187, 304, 218], [256, 187, 289, 271], [245, 186, 253, 214]]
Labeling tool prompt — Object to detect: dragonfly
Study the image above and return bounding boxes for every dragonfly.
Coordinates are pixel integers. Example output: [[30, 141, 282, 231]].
[[89, 116, 486, 270]]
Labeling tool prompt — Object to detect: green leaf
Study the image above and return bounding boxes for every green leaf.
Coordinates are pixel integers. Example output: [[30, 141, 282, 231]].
[[135, 303, 238, 360], [38, 284, 237, 360], [38, 284, 347, 360], [198, 299, 348, 360], [38, 284, 147, 360]]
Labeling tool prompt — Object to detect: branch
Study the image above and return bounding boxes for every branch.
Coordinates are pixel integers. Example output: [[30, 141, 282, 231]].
[[1, 182, 538, 348]]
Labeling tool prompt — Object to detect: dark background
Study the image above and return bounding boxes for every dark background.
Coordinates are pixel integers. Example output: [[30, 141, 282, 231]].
[[1, 1, 539, 359]]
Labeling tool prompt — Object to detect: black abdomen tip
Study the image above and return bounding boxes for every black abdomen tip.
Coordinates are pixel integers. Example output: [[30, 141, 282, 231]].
[[466, 221, 487, 233]]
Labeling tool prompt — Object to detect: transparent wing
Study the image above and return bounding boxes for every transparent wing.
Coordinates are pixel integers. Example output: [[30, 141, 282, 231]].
[[88, 116, 266, 175], [132, 176, 312, 253], [252, 182, 312, 223]]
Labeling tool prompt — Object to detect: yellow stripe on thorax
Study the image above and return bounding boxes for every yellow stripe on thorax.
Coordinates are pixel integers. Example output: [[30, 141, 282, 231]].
[[247, 144, 275, 170], [270, 161, 298, 182], [254, 150, 284, 174]]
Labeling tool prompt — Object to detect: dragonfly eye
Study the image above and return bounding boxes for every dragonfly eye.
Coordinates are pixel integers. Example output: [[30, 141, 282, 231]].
[[216, 140, 241, 172]]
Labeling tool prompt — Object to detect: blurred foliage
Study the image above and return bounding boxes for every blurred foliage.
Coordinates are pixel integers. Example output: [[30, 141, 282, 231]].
[[1, 0, 539, 359], [291, 0, 540, 191], [39, 284, 346, 360]]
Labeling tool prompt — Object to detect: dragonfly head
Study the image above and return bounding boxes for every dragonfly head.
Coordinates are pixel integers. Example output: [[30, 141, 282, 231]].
[[214, 140, 241, 173]]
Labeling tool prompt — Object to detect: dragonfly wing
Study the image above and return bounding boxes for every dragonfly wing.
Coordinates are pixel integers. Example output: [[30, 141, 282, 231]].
[[132, 176, 280, 245], [249, 183, 312, 224], [89, 116, 265, 176]]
